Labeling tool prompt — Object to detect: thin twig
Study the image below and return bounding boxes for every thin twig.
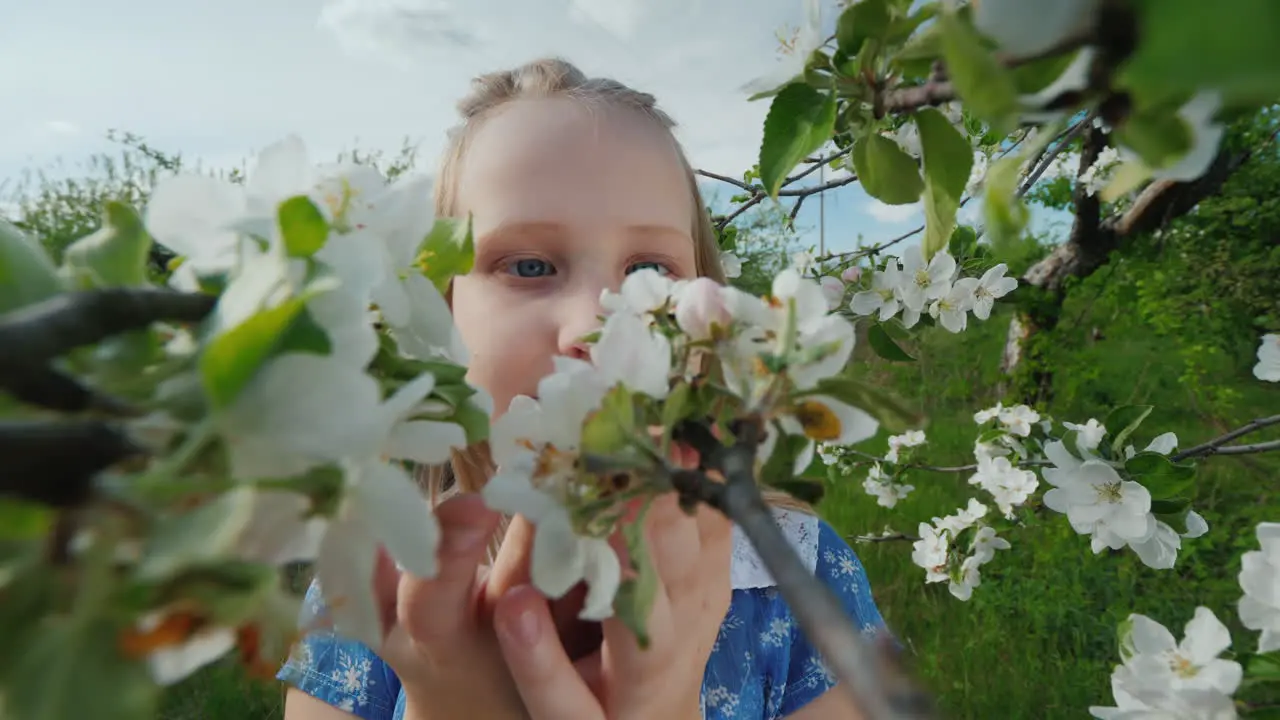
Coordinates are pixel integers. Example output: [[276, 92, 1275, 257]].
[[1017, 112, 1097, 198], [845, 448, 1050, 474], [1171, 415, 1280, 462], [852, 531, 921, 544]]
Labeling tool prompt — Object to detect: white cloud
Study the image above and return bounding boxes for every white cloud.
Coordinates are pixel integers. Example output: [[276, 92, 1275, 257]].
[[865, 199, 921, 225], [43, 120, 81, 136], [569, 0, 647, 39], [318, 0, 483, 69]]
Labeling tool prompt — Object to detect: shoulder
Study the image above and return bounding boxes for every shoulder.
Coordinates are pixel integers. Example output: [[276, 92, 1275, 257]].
[[276, 579, 403, 720]]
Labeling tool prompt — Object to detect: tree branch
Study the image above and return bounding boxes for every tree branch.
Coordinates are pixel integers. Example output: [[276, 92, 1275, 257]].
[[0, 420, 143, 508], [1171, 415, 1280, 462], [672, 419, 937, 720]]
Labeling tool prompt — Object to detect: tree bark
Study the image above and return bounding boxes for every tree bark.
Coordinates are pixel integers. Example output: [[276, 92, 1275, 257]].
[[1001, 130, 1255, 404]]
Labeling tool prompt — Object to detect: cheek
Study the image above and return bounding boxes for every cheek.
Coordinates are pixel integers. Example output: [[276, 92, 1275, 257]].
[[451, 278, 558, 411]]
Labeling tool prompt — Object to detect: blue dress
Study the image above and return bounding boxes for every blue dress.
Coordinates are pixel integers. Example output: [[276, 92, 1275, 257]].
[[278, 509, 891, 719]]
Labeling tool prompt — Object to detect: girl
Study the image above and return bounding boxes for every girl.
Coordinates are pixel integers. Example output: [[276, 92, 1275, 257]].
[[279, 57, 892, 720]]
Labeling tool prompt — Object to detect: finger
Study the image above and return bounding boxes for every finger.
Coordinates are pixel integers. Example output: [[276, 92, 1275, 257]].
[[397, 493, 500, 643], [599, 496, 685, 668], [372, 546, 400, 640], [494, 585, 604, 720], [483, 513, 537, 608]]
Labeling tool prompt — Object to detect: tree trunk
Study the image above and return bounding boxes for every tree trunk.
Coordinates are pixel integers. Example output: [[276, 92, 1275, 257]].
[[1000, 130, 1252, 404]]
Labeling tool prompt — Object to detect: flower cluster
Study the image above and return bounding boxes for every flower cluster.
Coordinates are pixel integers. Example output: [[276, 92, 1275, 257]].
[[910, 498, 1011, 601], [479, 266, 882, 621], [1091, 521, 1279, 718], [848, 248, 1019, 333], [1255, 333, 1280, 382]]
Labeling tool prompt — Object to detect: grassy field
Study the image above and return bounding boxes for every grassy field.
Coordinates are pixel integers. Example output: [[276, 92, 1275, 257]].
[[162, 300, 1280, 719]]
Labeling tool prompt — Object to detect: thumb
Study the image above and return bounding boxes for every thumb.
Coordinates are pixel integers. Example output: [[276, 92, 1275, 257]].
[[493, 585, 603, 720]]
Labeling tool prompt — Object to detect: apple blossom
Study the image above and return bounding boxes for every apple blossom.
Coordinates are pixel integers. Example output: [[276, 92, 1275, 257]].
[[1255, 333, 1280, 382], [1238, 522, 1280, 653]]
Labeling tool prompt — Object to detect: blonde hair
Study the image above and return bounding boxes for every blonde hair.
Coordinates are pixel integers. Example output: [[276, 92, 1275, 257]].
[[418, 57, 811, 528]]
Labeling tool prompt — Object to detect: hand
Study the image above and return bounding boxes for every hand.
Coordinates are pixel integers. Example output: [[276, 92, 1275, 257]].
[[371, 493, 530, 720], [489, 493, 734, 720]]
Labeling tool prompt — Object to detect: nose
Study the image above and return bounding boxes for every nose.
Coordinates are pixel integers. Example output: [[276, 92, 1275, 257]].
[[556, 281, 609, 361]]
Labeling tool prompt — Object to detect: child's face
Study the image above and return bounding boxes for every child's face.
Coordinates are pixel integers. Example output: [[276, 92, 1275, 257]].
[[450, 98, 699, 416]]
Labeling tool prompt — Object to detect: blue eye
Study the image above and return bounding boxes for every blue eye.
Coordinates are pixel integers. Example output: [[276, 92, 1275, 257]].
[[627, 261, 669, 276], [508, 258, 556, 278]]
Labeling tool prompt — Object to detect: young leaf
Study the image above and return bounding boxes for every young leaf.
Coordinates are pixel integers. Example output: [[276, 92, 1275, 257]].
[[920, 178, 959, 260], [1125, 452, 1197, 501], [938, 10, 1018, 135], [415, 217, 476, 294], [915, 108, 973, 201], [1121, 0, 1280, 106], [759, 84, 838, 198], [614, 503, 659, 649], [836, 0, 891, 56], [851, 134, 924, 205], [579, 385, 638, 456], [1104, 405, 1154, 455], [62, 202, 153, 288], [0, 218, 65, 314], [982, 154, 1031, 256], [868, 323, 916, 362], [1112, 105, 1195, 172], [277, 196, 331, 258]]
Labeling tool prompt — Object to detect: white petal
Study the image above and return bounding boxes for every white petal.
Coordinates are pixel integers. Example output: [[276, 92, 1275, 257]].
[[147, 628, 238, 686], [351, 461, 440, 579], [482, 464, 561, 522], [245, 135, 313, 213], [531, 513, 587, 599], [1183, 606, 1233, 664], [237, 490, 326, 565], [385, 419, 468, 465], [578, 539, 622, 621], [145, 174, 246, 261], [315, 513, 382, 647]]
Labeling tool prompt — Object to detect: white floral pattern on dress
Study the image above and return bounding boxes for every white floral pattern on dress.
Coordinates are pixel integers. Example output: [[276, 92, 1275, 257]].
[[279, 515, 891, 720]]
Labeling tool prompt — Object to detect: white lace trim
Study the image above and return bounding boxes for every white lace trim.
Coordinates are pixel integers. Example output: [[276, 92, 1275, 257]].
[[729, 507, 820, 590]]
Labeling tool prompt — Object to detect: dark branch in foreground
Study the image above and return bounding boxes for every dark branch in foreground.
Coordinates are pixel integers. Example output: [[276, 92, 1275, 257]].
[[672, 419, 937, 720], [0, 288, 217, 412], [0, 420, 143, 508]]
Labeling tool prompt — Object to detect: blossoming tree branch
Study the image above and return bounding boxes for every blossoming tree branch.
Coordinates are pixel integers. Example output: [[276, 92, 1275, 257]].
[[1, 1, 1279, 719]]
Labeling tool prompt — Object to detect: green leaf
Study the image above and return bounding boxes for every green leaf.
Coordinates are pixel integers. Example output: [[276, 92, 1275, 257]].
[[449, 396, 491, 445], [7, 617, 158, 720], [0, 498, 54, 540], [851, 134, 924, 205], [1120, 0, 1280, 107], [579, 385, 638, 457], [415, 217, 476, 295], [613, 503, 658, 649], [661, 380, 694, 430], [136, 488, 257, 581], [948, 224, 979, 259], [868, 323, 916, 362], [982, 154, 1031, 256], [0, 218, 64, 314], [921, 179, 959, 259], [938, 10, 1018, 135], [1113, 105, 1195, 172], [836, 0, 891, 56], [886, 4, 938, 45], [278, 196, 331, 258], [200, 277, 336, 409], [1150, 497, 1192, 516], [759, 84, 838, 198], [915, 108, 974, 201], [1125, 452, 1197, 501], [1011, 52, 1080, 95], [1103, 405, 1154, 455], [62, 202, 153, 288], [277, 306, 334, 356]]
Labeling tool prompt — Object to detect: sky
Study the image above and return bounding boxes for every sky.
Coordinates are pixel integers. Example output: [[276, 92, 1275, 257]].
[[0, 0, 1072, 258]]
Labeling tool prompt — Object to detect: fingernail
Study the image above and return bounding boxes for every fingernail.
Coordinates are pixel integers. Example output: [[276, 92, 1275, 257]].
[[503, 608, 541, 648]]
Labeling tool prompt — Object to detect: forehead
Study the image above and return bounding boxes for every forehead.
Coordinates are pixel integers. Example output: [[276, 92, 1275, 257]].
[[455, 98, 694, 238]]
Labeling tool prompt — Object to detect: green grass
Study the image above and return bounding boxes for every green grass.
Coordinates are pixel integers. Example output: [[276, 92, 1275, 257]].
[[163, 308, 1280, 719]]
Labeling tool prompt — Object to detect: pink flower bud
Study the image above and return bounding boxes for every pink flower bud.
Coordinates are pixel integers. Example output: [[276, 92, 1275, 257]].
[[819, 275, 845, 311], [841, 266, 862, 284], [674, 277, 733, 341]]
